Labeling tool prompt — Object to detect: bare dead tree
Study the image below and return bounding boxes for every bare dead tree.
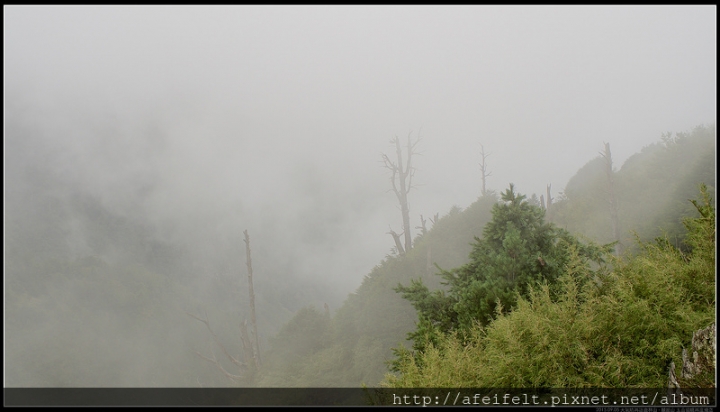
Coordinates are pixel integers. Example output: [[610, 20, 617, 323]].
[[546, 184, 553, 212], [243, 229, 261, 368], [416, 214, 428, 236], [185, 230, 263, 383], [382, 132, 420, 254], [479, 144, 492, 196], [599, 143, 621, 255], [387, 226, 405, 256], [429, 212, 439, 226]]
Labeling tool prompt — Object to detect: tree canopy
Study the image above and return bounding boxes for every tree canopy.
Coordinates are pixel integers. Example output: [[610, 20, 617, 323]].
[[385, 184, 715, 388], [394, 184, 611, 363]]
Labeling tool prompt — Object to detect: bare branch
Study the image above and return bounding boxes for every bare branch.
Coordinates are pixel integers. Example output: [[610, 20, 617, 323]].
[[415, 214, 427, 235], [381, 153, 398, 170], [194, 351, 245, 382], [382, 153, 402, 200], [185, 310, 208, 324], [186, 310, 245, 370]]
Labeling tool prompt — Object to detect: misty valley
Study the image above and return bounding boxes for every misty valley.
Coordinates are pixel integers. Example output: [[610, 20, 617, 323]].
[[5, 122, 716, 388], [4, 6, 716, 396]]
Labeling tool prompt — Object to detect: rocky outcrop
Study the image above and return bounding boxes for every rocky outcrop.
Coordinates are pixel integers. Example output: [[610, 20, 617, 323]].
[[669, 322, 716, 388]]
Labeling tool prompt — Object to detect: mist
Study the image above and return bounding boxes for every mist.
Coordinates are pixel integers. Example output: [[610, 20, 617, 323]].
[[4, 5, 716, 387]]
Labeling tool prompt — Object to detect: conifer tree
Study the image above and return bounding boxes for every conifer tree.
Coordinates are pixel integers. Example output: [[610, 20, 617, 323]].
[[394, 184, 610, 360]]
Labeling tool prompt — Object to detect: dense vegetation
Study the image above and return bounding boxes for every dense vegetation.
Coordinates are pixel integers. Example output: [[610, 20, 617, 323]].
[[256, 124, 715, 387], [383, 184, 715, 387], [385, 186, 715, 388], [391, 184, 612, 367]]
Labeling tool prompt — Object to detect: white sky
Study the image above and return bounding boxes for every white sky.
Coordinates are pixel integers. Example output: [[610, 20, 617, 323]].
[[4, 5, 717, 294]]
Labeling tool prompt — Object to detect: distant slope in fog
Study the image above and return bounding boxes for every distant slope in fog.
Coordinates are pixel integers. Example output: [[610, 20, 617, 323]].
[[552, 124, 716, 251], [255, 194, 498, 386], [255, 124, 716, 387]]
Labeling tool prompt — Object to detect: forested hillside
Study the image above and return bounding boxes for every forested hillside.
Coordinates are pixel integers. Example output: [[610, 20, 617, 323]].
[[384, 184, 715, 387], [4, 124, 714, 388], [552, 124, 716, 252], [254, 195, 499, 386], [255, 125, 715, 387]]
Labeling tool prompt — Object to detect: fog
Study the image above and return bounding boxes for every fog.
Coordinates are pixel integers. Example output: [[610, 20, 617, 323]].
[[4, 5, 716, 387]]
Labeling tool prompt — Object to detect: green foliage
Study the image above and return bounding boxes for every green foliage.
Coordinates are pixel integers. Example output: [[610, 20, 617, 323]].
[[384, 186, 715, 388], [259, 125, 714, 388], [394, 185, 610, 363], [255, 305, 332, 386]]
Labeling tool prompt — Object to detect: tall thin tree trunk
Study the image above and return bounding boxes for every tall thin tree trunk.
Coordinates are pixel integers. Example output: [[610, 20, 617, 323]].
[[601, 143, 621, 255], [243, 229, 261, 367], [479, 144, 492, 196], [546, 185, 553, 211], [395, 137, 412, 252], [239, 319, 253, 368]]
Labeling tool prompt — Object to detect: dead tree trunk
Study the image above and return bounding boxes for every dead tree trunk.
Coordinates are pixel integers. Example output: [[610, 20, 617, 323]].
[[546, 185, 553, 213], [600, 143, 621, 255], [479, 144, 492, 196], [243, 229, 261, 368], [185, 230, 264, 382], [382, 133, 419, 254], [416, 214, 428, 236], [387, 227, 405, 256]]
